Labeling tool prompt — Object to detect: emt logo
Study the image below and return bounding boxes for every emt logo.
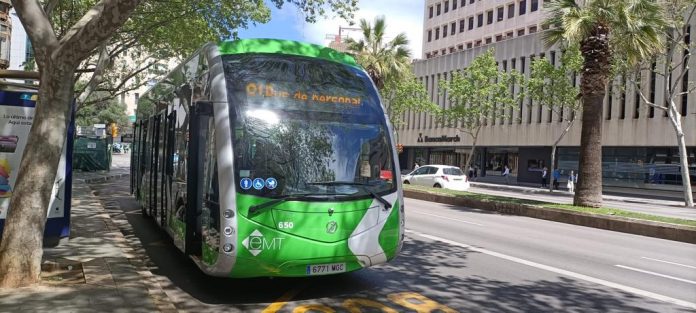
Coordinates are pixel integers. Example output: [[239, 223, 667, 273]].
[[241, 229, 285, 256]]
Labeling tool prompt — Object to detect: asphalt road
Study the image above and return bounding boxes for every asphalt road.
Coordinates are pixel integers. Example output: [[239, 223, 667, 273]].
[[91, 178, 696, 312]]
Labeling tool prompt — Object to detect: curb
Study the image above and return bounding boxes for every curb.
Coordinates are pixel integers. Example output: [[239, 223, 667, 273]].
[[404, 189, 696, 244]]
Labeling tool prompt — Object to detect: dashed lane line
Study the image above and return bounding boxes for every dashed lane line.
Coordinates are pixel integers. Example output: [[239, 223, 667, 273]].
[[405, 229, 696, 310]]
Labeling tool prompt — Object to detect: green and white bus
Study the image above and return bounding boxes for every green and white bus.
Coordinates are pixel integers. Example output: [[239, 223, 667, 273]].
[[131, 39, 404, 278]]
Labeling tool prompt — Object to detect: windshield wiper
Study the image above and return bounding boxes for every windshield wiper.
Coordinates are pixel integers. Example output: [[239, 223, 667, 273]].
[[307, 181, 392, 209], [248, 193, 341, 217]]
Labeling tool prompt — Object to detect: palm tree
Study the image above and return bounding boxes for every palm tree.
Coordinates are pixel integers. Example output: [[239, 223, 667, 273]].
[[543, 0, 665, 207], [345, 16, 412, 90]]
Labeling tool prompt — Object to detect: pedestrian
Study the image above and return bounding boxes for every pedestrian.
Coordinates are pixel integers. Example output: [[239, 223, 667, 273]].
[[414, 162, 420, 170], [567, 170, 576, 193], [541, 167, 548, 188], [502, 164, 510, 184], [552, 168, 561, 190], [468, 165, 474, 180]]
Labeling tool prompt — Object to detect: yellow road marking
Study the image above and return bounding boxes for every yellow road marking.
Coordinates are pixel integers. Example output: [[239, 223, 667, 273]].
[[261, 284, 306, 313]]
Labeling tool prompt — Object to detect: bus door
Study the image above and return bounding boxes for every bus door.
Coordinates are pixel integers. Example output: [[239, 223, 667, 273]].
[[131, 122, 138, 195], [152, 112, 165, 222], [161, 110, 177, 229], [185, 101, 213, 256]]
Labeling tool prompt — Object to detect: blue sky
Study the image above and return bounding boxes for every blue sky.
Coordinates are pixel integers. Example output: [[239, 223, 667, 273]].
[[236, 1, 425, 59]]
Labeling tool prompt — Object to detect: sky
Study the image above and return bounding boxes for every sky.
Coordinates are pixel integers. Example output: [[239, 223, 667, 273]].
[[236, 0, 425, 59]]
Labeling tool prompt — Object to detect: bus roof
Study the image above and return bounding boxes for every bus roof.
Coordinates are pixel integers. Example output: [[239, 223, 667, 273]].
[[217, 38, 360, 69]]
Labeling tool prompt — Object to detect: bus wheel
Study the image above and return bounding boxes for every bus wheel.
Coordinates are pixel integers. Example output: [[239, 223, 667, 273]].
[[403, 180, 410, 184], [433, 183, 442, 188]]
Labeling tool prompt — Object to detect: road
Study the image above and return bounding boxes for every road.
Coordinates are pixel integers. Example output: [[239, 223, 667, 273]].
[[91, 177, 696, 312]]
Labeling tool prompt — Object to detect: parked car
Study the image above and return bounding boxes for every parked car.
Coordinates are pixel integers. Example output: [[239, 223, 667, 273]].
[[402, 165, 470, 191]]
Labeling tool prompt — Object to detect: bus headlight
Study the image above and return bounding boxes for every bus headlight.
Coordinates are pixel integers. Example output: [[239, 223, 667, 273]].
[[223, 244, 234, 253], [224, 209, 234, 218]]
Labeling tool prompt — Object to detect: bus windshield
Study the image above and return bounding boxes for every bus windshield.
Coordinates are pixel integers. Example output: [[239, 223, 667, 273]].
[[223, 54, 396, 199]]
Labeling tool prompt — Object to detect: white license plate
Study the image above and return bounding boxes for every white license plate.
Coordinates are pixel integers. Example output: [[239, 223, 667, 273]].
[[453, 178, 463, 181], [306, 263, 346, 275]]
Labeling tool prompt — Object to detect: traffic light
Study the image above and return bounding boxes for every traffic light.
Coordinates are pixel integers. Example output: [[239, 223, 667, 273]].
[[111, 122, 118, 138]]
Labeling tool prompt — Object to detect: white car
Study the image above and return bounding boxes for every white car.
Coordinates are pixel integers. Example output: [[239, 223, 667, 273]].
[[402, 165, 470, 191]]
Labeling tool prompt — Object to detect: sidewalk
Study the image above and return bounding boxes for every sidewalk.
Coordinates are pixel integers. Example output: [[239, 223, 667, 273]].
[[0, 152, 176, 313], [467, 180, 696, 221]]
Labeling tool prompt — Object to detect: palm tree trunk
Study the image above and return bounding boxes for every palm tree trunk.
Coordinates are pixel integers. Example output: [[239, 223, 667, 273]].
[[574, 25, 610, 208]]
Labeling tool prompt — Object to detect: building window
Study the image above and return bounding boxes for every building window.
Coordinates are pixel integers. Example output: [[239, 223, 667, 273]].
[[426, 52, 431, 59], [429, 6, 434, 18], [467, 42, 473, 49], [453, 0, 457, 10], [460, 19, 466, 32], [498, 7, 504, 21], [441, 49, 446, 55], [518, 29, 525, 36], [451, 22, 456, 35], [682, 25, 691, 116], [531, 0, 539, 12], [607, 82, 613, 120], [445, 1, 449, 13], [443, 25, 448, 38], [450, 47, 456, 53], [475, 40, 482, 47], [508, 3, 515, 18], [428, 30, 432, 42], [458, 44, 464, 50], [435, 27, 440, 40], [634, 73, 641, 119], [496, 34, 504, 41], [470, 0, 474, 4], [619, 75, 626, 119], [529, 25, 538, 33], [485, 37, 492, 44], [437, 3, 441, 15], [461, 0, 466, 7], [469, 17, 474, 30], [487, 10, 494, 24], [519, 57, 525, 123], [477, 13, 484, 27], [519, 0, 527, 15], [134, 93, 140, 105], [506, 31, 514, 38], [649, 61, 656, 118]]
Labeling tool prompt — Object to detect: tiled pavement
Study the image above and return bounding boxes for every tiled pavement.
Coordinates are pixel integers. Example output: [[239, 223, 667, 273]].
[[0, 152, 176, 313]]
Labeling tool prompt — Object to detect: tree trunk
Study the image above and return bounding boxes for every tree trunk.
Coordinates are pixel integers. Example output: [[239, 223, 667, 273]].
[[549, 116, 577, 193], [0, 67, 75, 288], [574, 25, 610, 208], [463, 127, 482, 180], [668, 106, 695, 207]]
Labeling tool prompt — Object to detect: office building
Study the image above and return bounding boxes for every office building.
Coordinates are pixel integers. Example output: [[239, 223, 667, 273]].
[[396, 0, 696, 195]]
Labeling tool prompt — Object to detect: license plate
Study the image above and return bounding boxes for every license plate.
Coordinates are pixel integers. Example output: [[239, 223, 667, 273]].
[[453, 178, 463, 181], [306, 263, 346, 275]]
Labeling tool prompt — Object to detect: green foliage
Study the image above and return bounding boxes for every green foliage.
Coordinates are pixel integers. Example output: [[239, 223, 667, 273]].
[[437, 49, 523, 136], [51, 0, 359, 59], [382, 72, 437, 130], [526, 45, 583, 114], [346, 16, 412, 90], [76, 94, 130, 127], [543, 0, 666, 66]]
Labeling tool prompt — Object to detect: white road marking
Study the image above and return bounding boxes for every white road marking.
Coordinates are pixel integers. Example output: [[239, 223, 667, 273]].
[[615, 265, 696, 285], [405, 229, 696, 310], [409, 210, 484, 226], [641, 257, 696, 270]]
